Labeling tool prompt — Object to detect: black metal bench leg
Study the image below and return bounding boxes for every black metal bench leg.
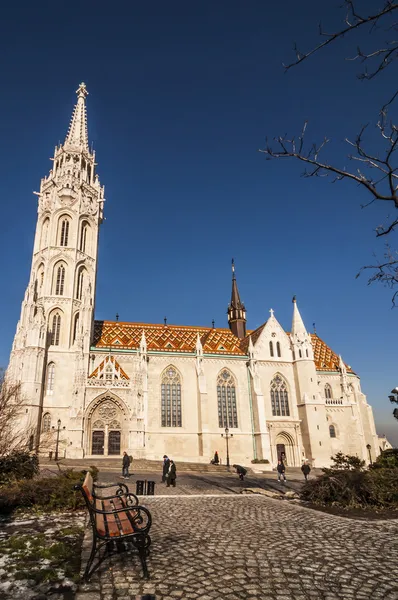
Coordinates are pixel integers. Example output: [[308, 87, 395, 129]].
[[137, 535, 149, 579], [84, 535, 97, 580]]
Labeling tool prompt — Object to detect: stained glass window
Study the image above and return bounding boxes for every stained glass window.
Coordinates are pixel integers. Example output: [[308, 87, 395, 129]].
[[42, 413, 51, 432], [55, 264, 65, 296], [217, 370, 238, 428], [46, 362, 55, 393], [161, 367, 182, 427], [329, 425, 336, 438], [60, 219, 69, 246], [51, 313, 61, 346], [270, 374, 290, 417], [325, 384, 332, 399]]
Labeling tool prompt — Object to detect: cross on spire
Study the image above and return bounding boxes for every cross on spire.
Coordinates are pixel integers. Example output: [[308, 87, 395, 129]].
[[269, 308, 274, 317]]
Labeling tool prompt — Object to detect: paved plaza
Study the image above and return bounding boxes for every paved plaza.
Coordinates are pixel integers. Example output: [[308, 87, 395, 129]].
[[76, 494, 398, 600]]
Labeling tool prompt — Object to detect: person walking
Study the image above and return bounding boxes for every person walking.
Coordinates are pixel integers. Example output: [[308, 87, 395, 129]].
[[122, 451, 130, 479], [162, 455, 170, 483], [301, 461, 311, 482], [166, 459, 177, 487], [276, 459, 286, 483], [232, 464, 247, 481]]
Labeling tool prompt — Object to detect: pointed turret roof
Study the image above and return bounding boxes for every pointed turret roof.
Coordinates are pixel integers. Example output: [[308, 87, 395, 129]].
[[64, 83, 89, 151], [291, 296, 307, 336], [230, 259, 245, 310]]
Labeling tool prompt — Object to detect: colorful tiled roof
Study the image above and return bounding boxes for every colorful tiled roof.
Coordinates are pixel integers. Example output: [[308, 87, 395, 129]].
[[92, 321, 353, 372], [92, 321, 246, 356]]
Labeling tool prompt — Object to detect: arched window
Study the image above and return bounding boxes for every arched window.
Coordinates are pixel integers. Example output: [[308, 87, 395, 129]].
[[46, 362, 55, 393], [59, 218, 69, 246], [50, 312, 61, 346], [217, 369, 238, 428], [269, 341, 274, 357], [276, 341, 281, 358], [76, 267, 85, 300], [329, 425, 336, 438], [79, 221, 89, 253], [161, 366, 182, 427], [42, 413, 51, 433], [270, 374, 290, 417], [325, 384, 332, 399], [72, 313, 80, 343], [55, 264, 65, 295], [41, 218, 49, 249]]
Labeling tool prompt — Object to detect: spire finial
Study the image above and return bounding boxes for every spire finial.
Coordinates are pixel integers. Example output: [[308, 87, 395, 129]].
[[164, 317, 167, 326], [232, 258, 235, 279], [64, 83, 89, 151], [292, 295, 296, 303], [269, 308, 274, 317], [212, 319, 215, 329], [115, 313, 119, 322]]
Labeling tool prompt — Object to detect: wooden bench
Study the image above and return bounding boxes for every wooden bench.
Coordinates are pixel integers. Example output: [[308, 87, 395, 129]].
[[75, 472, 152, 579]]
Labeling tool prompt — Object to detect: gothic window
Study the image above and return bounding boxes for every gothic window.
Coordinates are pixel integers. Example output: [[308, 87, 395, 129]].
[[46, 362, 55, 393], [41, 218, 49, 249], [270, 374, 290, 417], [76, 267, 85, 300], [50, 312, 62, 346], [217, 369, 238, 428], [325, 384, 332, 399], [72, 313, 80, 343], [59, 218, 69, 247], [276, 341, 281, 358], [55, 264, 65, 295], [161, 366, 182, 427], [329, 425, 337, 438], [269, 341, 274, 357], [299, 349, 302, 358], [79, 222, 88, 253], [42, 413, 51, 433]]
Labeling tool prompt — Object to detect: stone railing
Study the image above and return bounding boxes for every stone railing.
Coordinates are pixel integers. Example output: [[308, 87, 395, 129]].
[[86, 378, 130, 388], [325, 398, 343, 405]]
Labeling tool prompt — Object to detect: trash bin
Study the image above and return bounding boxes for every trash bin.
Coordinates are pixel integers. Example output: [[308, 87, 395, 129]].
[[147, 481, 155, 496], [136, 480, 145, 495]]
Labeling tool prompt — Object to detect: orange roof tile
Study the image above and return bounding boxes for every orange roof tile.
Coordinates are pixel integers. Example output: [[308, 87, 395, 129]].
[[92, 321, 353, 372]]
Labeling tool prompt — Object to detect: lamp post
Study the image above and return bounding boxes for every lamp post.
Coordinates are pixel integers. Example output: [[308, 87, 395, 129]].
[[55, 419, 61, 461], [366, 443, 372, 465], [221, 426, 233, 469], [388, 387, 398, 421]]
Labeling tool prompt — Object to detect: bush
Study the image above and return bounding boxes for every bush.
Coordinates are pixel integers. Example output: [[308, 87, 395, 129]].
[[371, 449, 398, 470], [0, 467, 97, 515], [301, 452, 398, 509], [0, 452, 39, 485], [251, 458, 270, 464]]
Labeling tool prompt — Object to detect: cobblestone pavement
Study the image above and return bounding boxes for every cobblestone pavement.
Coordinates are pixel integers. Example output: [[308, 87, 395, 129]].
[[76, 495, 398, 600]]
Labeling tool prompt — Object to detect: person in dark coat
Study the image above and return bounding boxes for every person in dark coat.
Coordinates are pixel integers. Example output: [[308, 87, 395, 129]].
[[232, 464, 247, 481], [122, 451, 130, 479], [277, 459, 286, 483], [166, 460, 177, 487], [162, 455, 170, 483], [301, 462, 311, 481], [211, 451, 219, 465]]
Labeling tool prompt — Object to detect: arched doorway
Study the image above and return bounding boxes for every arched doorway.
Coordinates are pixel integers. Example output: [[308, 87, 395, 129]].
[[86, 395, 127, 456], [275, 431, 296, 466]]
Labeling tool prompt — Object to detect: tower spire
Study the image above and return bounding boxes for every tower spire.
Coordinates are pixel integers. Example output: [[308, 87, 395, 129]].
[[291, 295, 307, 337], [228, 259, 247, 338], [64, 83, 89, 151]]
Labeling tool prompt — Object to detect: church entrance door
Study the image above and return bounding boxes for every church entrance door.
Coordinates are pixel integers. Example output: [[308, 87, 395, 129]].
[[92, 430, 105, 455], [108, 431, 121, 455], [276, 443, 286, 463]]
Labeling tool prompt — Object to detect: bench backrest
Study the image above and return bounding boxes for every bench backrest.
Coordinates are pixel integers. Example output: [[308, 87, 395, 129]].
[[82, 471, 94, 504]]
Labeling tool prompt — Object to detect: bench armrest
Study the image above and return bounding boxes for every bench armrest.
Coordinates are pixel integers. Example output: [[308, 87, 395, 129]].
[[93, 491, 139, 506]]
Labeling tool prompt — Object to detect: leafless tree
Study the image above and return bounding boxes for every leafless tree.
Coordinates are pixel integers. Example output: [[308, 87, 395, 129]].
[[0, 368, 32, 456], [260, 1, 398, 302]]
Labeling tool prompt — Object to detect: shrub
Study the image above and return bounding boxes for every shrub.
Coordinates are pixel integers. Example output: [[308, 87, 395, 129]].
[[0, 467, 97, 515], [0, 451, 39, 485], [371, 449, 398, 470], [301, 452, 398, 509], [251, 458, 270, 464]]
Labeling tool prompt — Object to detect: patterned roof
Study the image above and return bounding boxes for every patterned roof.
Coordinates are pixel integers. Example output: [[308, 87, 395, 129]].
[[92, 321, 353, 372], [92, 321, 246, 356]]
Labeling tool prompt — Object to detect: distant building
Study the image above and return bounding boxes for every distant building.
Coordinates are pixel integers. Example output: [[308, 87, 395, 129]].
[[378, 435, 393, 453], [6, 85, 380, 467]]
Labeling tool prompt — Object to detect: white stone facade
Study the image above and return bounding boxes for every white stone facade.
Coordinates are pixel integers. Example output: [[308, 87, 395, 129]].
[[6, 85, 380, 468]]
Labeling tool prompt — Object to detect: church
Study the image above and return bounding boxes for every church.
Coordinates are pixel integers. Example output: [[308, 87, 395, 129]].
[[6, 84, 380, 468]]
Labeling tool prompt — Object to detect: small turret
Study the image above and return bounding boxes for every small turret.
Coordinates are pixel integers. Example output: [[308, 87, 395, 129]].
[[227, 259, 246, 339], [290, 296, 313, 360]]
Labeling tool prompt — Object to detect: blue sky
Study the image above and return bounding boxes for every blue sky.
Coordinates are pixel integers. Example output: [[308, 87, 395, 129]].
[[1, 0, 397, 444]]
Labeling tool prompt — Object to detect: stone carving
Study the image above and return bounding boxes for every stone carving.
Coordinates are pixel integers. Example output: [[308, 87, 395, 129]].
[[109, 420, 121, 430], [98, 402, 117, 421], [92, 420, 105, 429]]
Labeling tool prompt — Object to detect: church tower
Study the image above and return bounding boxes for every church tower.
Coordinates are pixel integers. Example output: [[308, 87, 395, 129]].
[[227, 259, 246, 339], [7, 84, 105, 453]]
